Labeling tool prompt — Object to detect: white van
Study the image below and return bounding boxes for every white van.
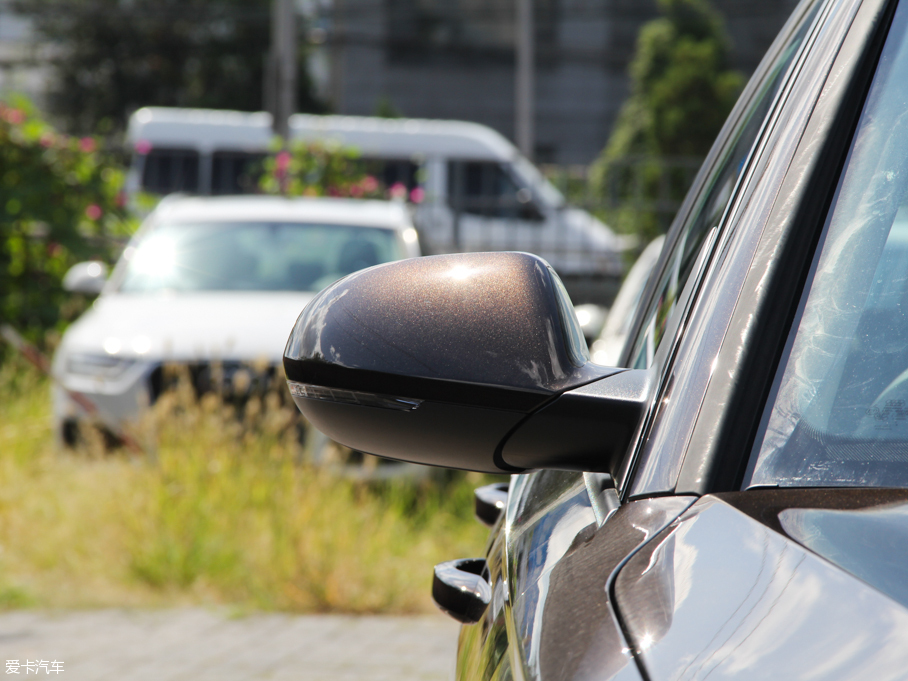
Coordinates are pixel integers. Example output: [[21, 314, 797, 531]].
[[126, 107, 624, 302]]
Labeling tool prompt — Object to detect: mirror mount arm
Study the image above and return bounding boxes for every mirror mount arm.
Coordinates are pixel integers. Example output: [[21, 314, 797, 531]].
[[501, 368, 654, 474]]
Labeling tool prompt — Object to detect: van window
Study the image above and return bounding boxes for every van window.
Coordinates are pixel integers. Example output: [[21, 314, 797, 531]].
[[362, 158, 421, 192], [141, 148, 199, 194], [448, 160, 543, 221], [211, 151, 266, 195]]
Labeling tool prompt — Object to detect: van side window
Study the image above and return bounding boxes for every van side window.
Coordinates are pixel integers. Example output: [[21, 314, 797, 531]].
[[362, 158, 421, 192], [211, 151, 265, 195], [141, 148, 199, 194], [448, 161, 543, 221]]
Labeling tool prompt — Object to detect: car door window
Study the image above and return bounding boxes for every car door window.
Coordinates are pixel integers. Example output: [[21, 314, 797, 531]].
[[747, 1, 908, 489], [625, 7, 820, 370]]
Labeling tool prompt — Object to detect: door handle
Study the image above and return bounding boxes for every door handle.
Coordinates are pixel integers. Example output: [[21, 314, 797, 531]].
[[432, 558, 491, 624], [474, 482, 509, 527]]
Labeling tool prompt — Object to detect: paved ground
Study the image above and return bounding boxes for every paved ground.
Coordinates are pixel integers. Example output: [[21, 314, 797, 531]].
[[0, 609, 460, 680]]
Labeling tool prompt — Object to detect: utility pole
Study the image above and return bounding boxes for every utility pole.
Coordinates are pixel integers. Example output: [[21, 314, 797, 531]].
[[515, 0, 534, 160], [269, 0, 297, 140]]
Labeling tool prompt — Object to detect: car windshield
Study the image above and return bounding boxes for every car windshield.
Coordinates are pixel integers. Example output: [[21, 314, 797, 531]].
[[746, 1, 908, 488], [117, 221, 404, 293]]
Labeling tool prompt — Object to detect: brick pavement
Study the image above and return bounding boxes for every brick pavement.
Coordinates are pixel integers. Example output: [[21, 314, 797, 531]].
[[0, 609, 460, 680]]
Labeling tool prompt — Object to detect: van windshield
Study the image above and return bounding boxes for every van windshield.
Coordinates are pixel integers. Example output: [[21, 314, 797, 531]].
[[117, 222, 404, 294]]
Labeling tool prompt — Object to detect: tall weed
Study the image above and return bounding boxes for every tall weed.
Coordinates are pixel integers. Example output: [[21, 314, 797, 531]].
[[0, 356, 491, 612]]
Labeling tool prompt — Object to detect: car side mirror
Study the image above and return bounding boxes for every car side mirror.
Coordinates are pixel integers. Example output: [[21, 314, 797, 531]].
[[284, 252, 651, 474], [63, 261, 109, 295]]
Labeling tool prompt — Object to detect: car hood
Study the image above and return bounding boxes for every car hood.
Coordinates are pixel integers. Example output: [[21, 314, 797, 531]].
[[59, 291, 315, 363], [613, 492, 908, 680]]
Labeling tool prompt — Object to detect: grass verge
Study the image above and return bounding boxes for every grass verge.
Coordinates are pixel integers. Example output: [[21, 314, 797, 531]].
[[0, 356, 491, 613]]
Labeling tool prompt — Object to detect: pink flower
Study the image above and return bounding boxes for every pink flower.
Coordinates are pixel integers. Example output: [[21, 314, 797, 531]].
[[79, 137, 97, 153], [362, 175, 379, 193], [40, 133, 55, 148], [116, 191, 127, 207], [5, 108, 24, 124], [409, 187, 425, 204], [275, 151, 291, 173], [350, 184, 364, 197], [389, 182, 407, 200], [134, 139, 153, 155], [85, 204, 102, 220]]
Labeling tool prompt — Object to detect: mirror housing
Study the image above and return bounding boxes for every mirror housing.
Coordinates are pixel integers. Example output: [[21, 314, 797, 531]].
[[63, 261, 108, 295], [284, 252, 649, 474]]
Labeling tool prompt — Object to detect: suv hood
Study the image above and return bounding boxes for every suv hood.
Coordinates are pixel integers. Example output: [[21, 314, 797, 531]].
[[60, 291, 315, 363]]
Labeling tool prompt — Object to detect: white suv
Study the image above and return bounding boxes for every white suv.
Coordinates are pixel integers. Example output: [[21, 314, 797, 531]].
[[53, 195, 420, 443]]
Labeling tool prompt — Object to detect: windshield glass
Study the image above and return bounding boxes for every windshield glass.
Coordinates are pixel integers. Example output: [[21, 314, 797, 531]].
[[747, 1, 908, 488], [117, 222, 404, 293]]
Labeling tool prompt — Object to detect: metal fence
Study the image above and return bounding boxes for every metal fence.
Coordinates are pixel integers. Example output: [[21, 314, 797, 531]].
[[540, 155, 704, 235]]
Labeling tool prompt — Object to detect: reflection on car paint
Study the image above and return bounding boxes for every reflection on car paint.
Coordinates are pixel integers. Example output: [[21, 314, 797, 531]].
[[615, 496, 908, 680], [504, 480, 694, 681], [284, 253, 607, 397], [779, 500, 908, 609], [457, 526, 512, 681]]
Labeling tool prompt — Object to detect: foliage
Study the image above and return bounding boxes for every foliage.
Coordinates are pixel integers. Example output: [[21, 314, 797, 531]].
[[13, 0, 327, 133], [258, 140, 417, 202], [590, 0, 744, 242], [374, 96, 403, 119], [0, 356, 489, 612], [0, 97, 134, 344]]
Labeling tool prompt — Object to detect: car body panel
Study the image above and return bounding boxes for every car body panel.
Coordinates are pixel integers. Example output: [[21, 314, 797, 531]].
[[591, 236, 665, 368], [614, 493, 908, 680], [464, 466, 697, 681], [59, 291, 315, 364]]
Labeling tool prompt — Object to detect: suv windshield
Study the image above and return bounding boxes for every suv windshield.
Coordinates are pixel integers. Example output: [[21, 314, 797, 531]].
[[117, 222, 403, 293], [747, 1, 908, 488]]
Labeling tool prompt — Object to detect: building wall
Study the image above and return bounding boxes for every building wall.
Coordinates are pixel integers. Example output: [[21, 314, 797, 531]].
[[331, 0, 798, 164]]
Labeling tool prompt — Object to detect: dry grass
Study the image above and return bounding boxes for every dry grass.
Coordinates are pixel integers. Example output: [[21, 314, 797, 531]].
[[0, 356, 492, 613]]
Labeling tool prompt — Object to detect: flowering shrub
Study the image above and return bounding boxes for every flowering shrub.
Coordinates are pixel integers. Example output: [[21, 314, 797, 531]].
[[258, 140, 381, 199], [258, 139, 424, 204], [0, 97, 134, 344]]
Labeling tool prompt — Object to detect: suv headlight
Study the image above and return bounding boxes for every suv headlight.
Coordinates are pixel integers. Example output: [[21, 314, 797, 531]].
[[66, 353, 137, 380]]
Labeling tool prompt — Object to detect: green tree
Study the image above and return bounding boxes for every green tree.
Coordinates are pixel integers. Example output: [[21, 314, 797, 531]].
[[0, 97, 133, 344], [14, 0, 326, 133], [591, 0, 743, 241]]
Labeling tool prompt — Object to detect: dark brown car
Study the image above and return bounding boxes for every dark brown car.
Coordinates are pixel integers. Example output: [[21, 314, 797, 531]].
[[285, 0, 908, 677]]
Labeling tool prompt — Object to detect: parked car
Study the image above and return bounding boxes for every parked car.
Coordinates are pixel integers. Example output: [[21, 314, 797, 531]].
[[125, 107, 625, 304], [53, 195, 420, 445], [590, 235, 665, 366], [281, 0, 908, 677]]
